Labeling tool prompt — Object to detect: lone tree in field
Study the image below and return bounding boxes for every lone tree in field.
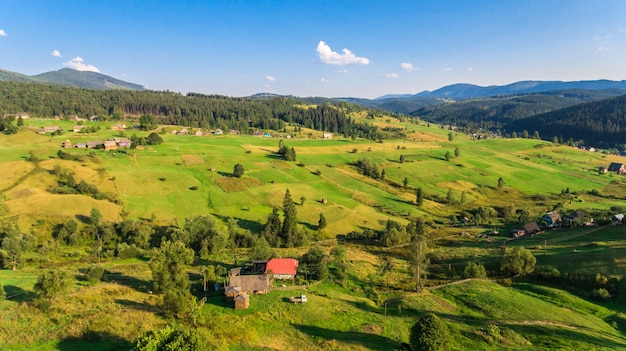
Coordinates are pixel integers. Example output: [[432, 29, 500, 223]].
[[416, 187, 423, 206], [463, 262, 487, 279], [233, 163, 245, 178], [34, 269, 73, 302], [501, 246, 536, 277], [497, 177, 505, 191], [318, 212, 327, 230], [409, 313, 450, 351]]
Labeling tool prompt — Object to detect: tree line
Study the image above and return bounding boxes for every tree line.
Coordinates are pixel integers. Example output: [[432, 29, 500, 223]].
[[0, 81, 390, 140]]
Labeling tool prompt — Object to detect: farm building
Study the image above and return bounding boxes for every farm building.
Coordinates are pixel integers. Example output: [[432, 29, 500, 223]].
[[265, 258, 299, 280], [510, 222, 541, 238], [564, 210, 592, 227], [323, 133, 332, 139], [179, 128, 189, 135], [104, 140, 117, 150], [608, 163, 625, 174], [110, 124, 126, 131], [227, 268, 269, 294], [541, 211, 561, 228], [63, 140, 72, 148], [37, 126, 60, 134], [16, 112, 30, 119], [195, 130, 203, 136], [73, 125, 87, 133], [114, 137, 132, 147]]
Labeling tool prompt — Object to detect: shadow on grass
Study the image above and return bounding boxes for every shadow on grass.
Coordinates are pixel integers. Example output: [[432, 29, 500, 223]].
[[56, 331, 133, 351], [213, 214, 264, 234], [114, 298, 159, 312], [102, 270, 151, 292], [4, 285, 37, 303], [293, 324, 401, 351], [502, 323, 626, 350]]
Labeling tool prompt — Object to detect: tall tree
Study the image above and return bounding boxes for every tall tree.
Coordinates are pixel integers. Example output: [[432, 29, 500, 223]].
[[318, 212, 327, 230], [497, 177, 505, 191], [416, 187, 423, 207], [408, 218, 428, 292], [280, 189, 299, 247], [149, 240, 196, 318], [263, 207, 282, 247]]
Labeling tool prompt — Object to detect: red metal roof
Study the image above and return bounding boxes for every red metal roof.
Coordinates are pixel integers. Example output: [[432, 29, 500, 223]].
[[265, 258, 298, 275]]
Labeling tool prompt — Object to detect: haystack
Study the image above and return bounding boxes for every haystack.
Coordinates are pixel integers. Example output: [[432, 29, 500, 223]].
[[234, 293, 250, 310]]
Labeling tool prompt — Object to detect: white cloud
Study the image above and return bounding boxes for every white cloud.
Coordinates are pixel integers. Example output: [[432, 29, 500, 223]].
[[597, 46, 609, 52], [467, 67, 474, 71], [63, 56, 100, 72], [265, 75, 276, 82], [336, 68, 348, 74], [316, 41, 370, 65], [51, 49, 61, 58], [384, 73, 399, 79], [442, 67, 452, 72], [320, 78, 329, 83], [400, 62, 417, 72], [0, 29, 7, 37]]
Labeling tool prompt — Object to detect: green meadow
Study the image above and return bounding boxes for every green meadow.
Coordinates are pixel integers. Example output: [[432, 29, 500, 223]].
[[1, 115, 626, 350]]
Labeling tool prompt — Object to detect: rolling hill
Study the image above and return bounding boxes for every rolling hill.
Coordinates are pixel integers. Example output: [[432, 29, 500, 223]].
[[0, 67, 144, 90]]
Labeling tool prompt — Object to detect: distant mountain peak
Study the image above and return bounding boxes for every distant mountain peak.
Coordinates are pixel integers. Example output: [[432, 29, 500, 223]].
[[0, 67, 144, 91]]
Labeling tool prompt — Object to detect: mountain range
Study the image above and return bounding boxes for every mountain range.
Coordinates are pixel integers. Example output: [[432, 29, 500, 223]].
[[0, 68, 144, 91]]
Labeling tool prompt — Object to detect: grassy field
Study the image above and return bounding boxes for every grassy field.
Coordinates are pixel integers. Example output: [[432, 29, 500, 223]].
[[2, 115, 626, 349]]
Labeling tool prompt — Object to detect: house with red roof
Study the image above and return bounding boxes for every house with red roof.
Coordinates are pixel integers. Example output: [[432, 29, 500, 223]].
[[265, 258, 299, 280]]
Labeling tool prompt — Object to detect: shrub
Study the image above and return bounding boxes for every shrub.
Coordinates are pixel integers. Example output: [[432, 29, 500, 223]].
[[85, 265, 105, 283], [409, 313, 449, 351], [592, 288, 612, 301]]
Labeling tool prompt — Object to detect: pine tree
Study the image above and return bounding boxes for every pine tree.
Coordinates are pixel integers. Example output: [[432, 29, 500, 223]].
[[263, 207, 282, 246], [280, 189, 298, 247], [318, 213, 327, 230], [416, 188, 423, 206]]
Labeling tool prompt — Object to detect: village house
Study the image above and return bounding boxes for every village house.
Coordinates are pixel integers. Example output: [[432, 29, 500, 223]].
[[226, 267, 269, 294], [114, 137, 132, 147], [229, 129, 239, 135], [195, 130, 203, 136], [37, 126, 60, 134], [213, 128, 223, 135], [179, 128, 189, 135], [63, 140, 72, 148], [73, 125, 87, 133], [608, 162, 625, 174], [75, 143, 87, 149], [68, 115, 80, 121], [564, 210, 592, 227], [265, 258, 299, 280], [170, 129, 178, 135], [87, 141, 104, 149], [110, 123, 126, 131], [323, 133, 332, 139], [16, 112, 29, 119], [510, 222, 541, 238], [104, 140, 117, 150], [541, 211, 561, 228], [253, 131, 264, 137]]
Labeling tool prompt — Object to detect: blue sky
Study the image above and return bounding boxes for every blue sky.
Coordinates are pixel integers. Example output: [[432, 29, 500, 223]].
[[1, 1, 625, 98]]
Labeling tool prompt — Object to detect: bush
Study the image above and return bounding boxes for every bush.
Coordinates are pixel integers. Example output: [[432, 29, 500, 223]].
[[0, 282, 6, 300], [85, 265, 105, 283], [409, 313, 449, 351], [592, 288, 612, 301], [464, 262, 487, 279]]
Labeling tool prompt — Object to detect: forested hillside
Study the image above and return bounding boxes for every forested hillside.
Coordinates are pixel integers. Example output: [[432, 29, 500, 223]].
[[0, 82, 390, 139], [508, 94, 626, 148]]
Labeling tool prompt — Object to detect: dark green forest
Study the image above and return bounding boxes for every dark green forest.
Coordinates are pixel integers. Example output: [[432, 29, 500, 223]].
[[0, 82, 391, 140], [411, 90, 626, 148]]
